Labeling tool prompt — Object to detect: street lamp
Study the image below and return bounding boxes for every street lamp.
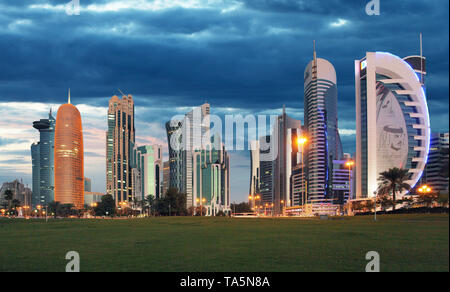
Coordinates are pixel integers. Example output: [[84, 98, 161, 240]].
[[196, 197, 207, 216], [297, 136, 308, 206], [418, 185, 432, 194]]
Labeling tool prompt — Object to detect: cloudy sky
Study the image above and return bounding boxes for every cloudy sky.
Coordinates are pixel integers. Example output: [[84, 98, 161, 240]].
[[0, 0, 448, 202]]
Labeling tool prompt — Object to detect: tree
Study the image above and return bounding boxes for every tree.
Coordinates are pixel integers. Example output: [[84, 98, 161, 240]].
[[438, 193, 449, 208], [3, 189, 13, 211], [377, 195, 393, 212], [398, 196, 415, 209], [417, 192, 439, 208], [363, 200, 375, 212], [377, 168, 411, 211], [47, 201, 61, 219], [11, 199, 21, 209], [153, 188, 188, 216], [94, 195, 116, 216], [145, 195, 155, 216], [195, 206, 207, 216], [59, 204, 75, 217], [230, 202, 252, 214]]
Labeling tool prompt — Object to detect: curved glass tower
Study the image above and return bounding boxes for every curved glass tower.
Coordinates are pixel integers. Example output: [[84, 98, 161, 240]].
[[31, 110, 55, 207], [355, 52, 430, 198], [54, 92, 84, 209], [304, 46, 343, 204]]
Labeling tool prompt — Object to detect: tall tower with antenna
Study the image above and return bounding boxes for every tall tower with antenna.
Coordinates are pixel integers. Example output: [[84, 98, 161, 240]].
[[303, 41, 343, 204]]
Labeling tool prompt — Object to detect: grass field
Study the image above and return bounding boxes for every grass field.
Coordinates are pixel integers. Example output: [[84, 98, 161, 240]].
[[0, 214, 448, 272]]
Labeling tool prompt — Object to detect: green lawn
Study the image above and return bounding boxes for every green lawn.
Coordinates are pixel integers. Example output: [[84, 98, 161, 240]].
[[0, 214, 448, 272]]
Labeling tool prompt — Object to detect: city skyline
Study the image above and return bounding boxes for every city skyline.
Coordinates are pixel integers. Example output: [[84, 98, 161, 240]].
[[0, 0, 449, 203]]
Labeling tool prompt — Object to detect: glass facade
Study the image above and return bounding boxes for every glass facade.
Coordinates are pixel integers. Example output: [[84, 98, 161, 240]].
[[304, 58, 343, 204], [54, 103, 84, 209], [106, 95, 135, 205], [31, 110, 55, 207]]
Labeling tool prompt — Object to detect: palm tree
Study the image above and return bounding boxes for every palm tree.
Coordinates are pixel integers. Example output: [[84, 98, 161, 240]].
[[3, 189, 14, 211], [378, 167, 411, 211]]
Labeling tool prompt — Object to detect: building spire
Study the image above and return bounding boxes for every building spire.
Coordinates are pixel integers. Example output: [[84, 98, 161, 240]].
[[313, 40, 317, 62], [68, 88, 71, 104]]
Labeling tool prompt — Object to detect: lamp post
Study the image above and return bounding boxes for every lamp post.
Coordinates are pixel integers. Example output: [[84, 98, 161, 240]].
[[196, 197, 206, 216], [345, 160, 354, 203], [297, 136, 308, 206]]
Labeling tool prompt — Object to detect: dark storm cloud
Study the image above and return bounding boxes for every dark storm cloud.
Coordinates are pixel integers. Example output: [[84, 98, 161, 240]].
[[0, 0, 448, 193]]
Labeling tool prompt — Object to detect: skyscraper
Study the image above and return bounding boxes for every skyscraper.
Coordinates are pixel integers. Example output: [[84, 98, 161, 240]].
[[304, 42, 343, 204], [31, 110, 55, 207], [355, 52, 431, 198], [192, 136, 231, 216], [106, 94, 135, 205], [54, 91, 84, 209], [166, 119, 185, 193], [165, 103, 210, 209], [131, 144, 163, 201], [273, 107, 302, 212], [259, 135, 275, 206], [162, 161, 170, 196], [422, 132, 449, 193], [249, 140, 260, 209]]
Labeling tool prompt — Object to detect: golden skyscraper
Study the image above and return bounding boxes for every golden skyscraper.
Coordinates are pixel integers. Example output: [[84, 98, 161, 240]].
[[54, 90, 84, 209]]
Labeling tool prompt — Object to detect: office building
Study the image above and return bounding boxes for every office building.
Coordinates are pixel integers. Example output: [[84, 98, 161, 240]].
[[54, 91, 84, 209], [162, 161, 170, 196], [355, 52, 430, 198], [304, 43, 343, 204], [84, 177, 92, 193], [422, 132, 449, 193], [165, 119, 185, 193], [84, 192, 104, 206], [31, 110, 55, 207], [259, 135, 275, 206], [192, 137, 231, 216], [0, 179, 32, 207], [106, 94, 135, 205], [249, 140, 260, 209], [131, 144, 163, 201], [165, 103, 211, 209], [273, 107, 302, 212]]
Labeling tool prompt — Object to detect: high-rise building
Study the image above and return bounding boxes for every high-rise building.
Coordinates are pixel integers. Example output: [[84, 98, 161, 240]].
[[84, 177, 92, 193], [355, 52, 430, 198], [304, 42, 343, 204], [259, 135, 275, 206], [165, 103, 210, 209], [331, 159, 352, 205], [31, 110, 55, 207], [249, 140, 260, 209], [273, 107, 302, 212], [192, 137, 231, 216], [131, 144, 163, 201], [162, 161, 170, 196], [0, 179, 32, 207], [422, 132, 449, 193], [106, 94, 135, 205], [165, 119, 185, 193], [54, 91, 84, 209]]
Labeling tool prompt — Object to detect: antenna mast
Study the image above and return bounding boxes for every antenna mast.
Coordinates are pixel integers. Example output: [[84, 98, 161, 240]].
[[420, 33, 423, 86]]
